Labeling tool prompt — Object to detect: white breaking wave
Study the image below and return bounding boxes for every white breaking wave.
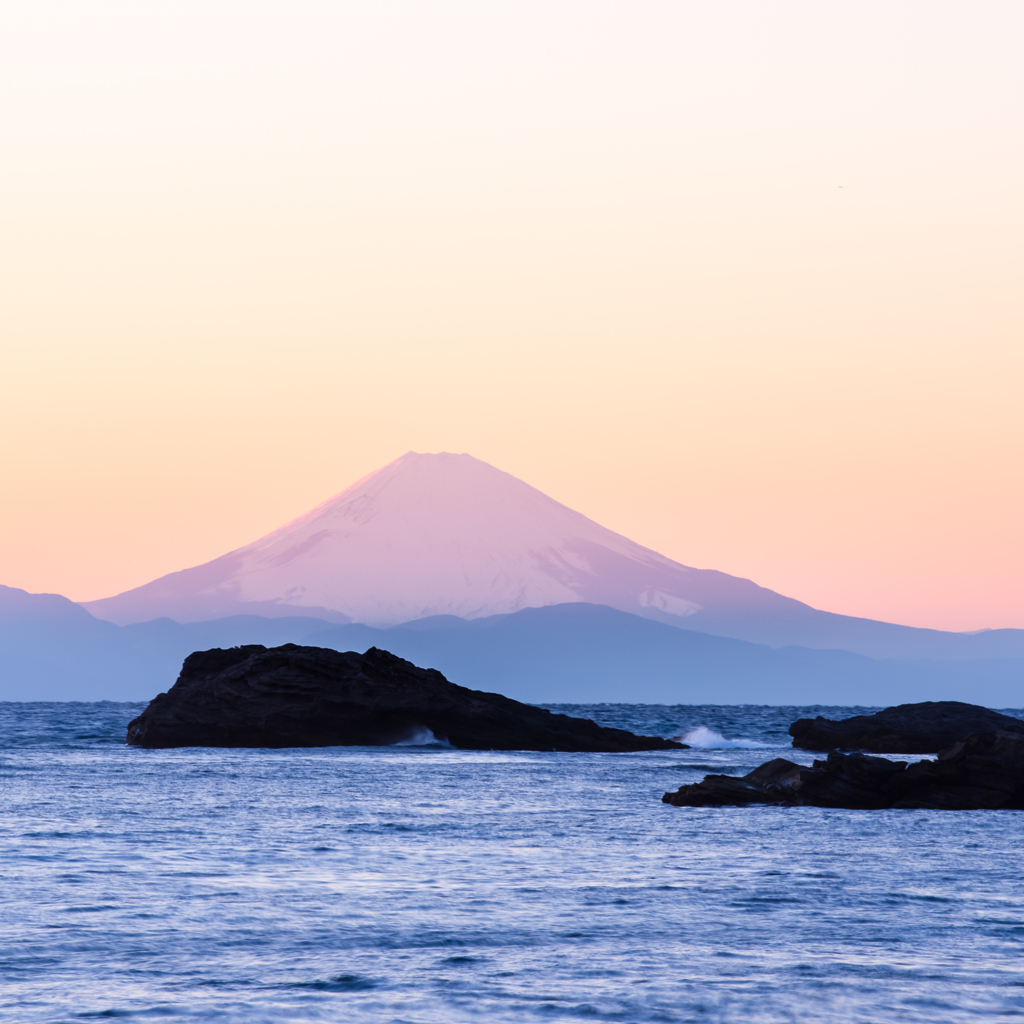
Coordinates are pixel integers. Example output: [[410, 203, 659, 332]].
[[391, 726, 449, 747], [672, 725, 774, 749]]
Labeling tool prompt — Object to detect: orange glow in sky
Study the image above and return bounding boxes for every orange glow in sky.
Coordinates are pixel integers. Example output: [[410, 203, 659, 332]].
[[1, 1, 1021, 631]]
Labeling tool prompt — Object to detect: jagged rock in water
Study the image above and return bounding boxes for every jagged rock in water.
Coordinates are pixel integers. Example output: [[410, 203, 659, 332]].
[[125, 644, 685, 752], [789, 701, 1024, 754], [662, 729, 1024, 810]]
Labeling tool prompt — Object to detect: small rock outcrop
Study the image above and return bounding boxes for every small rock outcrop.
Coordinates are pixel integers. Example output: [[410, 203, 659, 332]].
[[789, 701, 1024, 754], [663, 729, 1024, 810], [126, 644, 685, 752]]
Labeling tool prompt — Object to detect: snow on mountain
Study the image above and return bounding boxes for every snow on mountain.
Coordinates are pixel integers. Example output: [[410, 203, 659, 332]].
[[82, 451, 800, 629]]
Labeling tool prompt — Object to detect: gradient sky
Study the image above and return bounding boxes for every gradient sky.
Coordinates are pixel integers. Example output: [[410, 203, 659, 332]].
[[2, 1, 1021, 631]]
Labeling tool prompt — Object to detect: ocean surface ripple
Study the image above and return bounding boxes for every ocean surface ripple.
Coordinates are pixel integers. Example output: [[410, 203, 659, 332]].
[[2, 701, 1024, 1023]]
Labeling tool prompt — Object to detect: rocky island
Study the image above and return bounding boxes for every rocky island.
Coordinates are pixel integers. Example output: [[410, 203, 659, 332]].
[[664, 701, 1024, 810], [663, 729, 1024, 810], [126, 643, 685, 752], [790, 701, 1024, 753]]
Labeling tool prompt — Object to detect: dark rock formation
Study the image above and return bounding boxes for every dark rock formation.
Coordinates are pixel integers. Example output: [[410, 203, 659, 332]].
[[125, 643, 685, 752], [789, 701, 1024, 754], [663, 729, 1024, 810]]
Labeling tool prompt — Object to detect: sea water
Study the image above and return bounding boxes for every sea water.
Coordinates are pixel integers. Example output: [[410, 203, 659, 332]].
[[2, 701, 1024, 1024]]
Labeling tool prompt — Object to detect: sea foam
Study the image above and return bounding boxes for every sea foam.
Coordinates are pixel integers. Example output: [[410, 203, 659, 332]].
[[672, 725, 777, 749]]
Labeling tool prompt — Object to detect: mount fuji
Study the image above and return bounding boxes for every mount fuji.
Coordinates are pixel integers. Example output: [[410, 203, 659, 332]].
[[82, 452, 1024, 662], [85, 451, 785, 626]]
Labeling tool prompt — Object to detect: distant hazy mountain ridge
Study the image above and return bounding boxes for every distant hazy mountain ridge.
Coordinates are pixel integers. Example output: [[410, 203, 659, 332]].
[[3, 585, 1023, 705]]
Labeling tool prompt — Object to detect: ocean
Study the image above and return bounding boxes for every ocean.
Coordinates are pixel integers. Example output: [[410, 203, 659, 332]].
[[2, 701, 1024, 1023]]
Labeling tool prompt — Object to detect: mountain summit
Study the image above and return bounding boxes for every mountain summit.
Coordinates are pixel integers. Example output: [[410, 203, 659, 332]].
[[84, 451, 798, 630]]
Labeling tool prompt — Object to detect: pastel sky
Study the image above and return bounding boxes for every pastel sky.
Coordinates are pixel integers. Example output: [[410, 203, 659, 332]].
[[2, 1, 1021, 631]]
